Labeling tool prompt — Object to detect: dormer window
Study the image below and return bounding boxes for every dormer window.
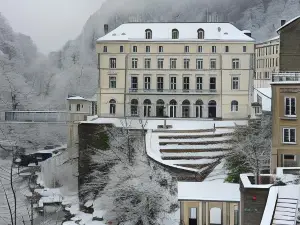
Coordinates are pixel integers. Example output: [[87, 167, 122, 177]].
[[172, 29, 179, 39], [197, 29, 205, 39], [145, 29, 152, 39]]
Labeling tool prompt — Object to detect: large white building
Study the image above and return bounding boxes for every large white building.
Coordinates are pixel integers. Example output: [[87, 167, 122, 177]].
[[96, 22, 255, 119], [254, 36, 280, 88]]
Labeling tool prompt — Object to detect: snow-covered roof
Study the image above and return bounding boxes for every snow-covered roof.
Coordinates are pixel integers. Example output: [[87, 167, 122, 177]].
[[97, 23, 254, 42], [67, 96, 86, 101], [267, 35, 280, 42], [277, 16, 300, 32], [178, 182, 240, 202]]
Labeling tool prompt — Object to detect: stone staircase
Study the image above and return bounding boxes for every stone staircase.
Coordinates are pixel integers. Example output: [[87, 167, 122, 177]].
[[272, 198, 298, 225]]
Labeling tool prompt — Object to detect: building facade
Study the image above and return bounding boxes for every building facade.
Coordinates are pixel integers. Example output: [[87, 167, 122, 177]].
[[271, 78, 300, 172], [254, 36, 280, 88], [96, 23, 255, 119]]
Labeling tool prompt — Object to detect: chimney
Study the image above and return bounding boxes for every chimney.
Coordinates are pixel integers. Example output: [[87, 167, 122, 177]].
[[104, 24, 109, 35], [281, 20, 286, 26]]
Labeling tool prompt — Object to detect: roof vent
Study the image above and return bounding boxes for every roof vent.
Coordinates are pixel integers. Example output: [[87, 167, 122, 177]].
[[112, 33, 116, 36], [224, 32, 228, 35], [218, 27, 221, 32], [121, 32, 126, 35]]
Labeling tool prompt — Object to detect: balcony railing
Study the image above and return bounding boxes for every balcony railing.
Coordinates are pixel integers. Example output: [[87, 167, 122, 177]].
[[272, 72, 300, 82], [128, 88, 218, 94]]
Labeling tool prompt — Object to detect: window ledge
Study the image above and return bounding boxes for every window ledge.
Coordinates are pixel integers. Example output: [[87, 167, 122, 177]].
[[282, 142, 297, 145], [281, 116, 297, 120]]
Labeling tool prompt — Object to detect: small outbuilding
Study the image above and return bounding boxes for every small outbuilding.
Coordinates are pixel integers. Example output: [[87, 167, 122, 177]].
[[178, 182, 240, 225]]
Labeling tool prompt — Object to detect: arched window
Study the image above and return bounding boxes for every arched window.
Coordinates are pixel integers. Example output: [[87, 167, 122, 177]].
[[231, 100, 239, 112], [109, 99, 116, 115], [182, 100, 190, 118], [195, 100, 203, 118], [197, 28, 205, 39], [156, 99, 165, 117], [208, 100, 217, 118], [172, 29, 179, 39], [143, 99, 151, 117], [131, 99, 139, 116], [145, 29, 152, 39], [169, 99, 177, 118]]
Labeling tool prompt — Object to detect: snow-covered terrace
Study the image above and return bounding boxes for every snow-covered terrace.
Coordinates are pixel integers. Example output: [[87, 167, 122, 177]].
[[83, 118, 247, 180]]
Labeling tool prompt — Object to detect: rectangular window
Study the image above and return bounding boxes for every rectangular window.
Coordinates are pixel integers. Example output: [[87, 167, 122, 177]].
[[109, 58, 117, 69], [183, 77, 190, 91], [276, 58, 278, 67], [212, 46, 216, 53], [159, 46, 163, 53], [133, 46, 137, 52], [157, 58, 164, 69], [109, 76, 116, 88], [76, 104, 80, 111], [196, 77, 203, 90], [184, 46, 189, 53], [157, 77, 164, 92], [264, 72, 269, 79], [210, 59, 216, 69], [184, 59, 190, 69], [284, 154, 296, 160], [198, 46, 203, 53], [170, 77, 176, 90], [243, 46, 247, 52], [103, 46, 107, 52], [273, 58, 275, 67], [196, 59, 203, 69], [225, 46, 229, 52], [144, 58, 151, 69], [276, 45, 279, 54], [283, 128, 296, 144], [146, 46, 151, 53], [170, 58, 177, 69], [232, 77, 240, 90], [285, 97, 296, 116], [120, 46, 124, 53], [131, 76, 138, 90], [232, 58, 240, 69], [210, 77, 216, 91], [273, 46, 275, 54], [132, 58, 138, 69], [144, 76, 151, 90]]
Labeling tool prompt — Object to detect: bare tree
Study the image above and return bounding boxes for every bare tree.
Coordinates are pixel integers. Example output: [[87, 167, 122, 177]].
[[225, 113, 272, 184]]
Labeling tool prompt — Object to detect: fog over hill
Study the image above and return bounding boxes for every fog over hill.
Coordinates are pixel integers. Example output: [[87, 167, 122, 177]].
[[1, 0, 300, 110]]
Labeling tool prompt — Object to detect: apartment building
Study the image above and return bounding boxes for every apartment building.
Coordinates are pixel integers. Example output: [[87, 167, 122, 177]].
[[254, 36, 280, 88], [96, 22, 255, 119], [271, 76, 300, 172]]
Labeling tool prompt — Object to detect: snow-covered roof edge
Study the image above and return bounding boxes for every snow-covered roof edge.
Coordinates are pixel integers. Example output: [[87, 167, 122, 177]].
[[254, 87, 272, 99], [67, 96, 88, 101], [240, 174, 273, 189], [277, 16, 300, 33], [271, 81, 300, 85]]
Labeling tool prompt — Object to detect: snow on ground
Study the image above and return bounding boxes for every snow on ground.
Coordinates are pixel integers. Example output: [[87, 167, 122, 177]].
[[161, 151, 225, 158], [204, 159, 227, 183], [159, 135, 232, 143], [158, 128, 235, 137]]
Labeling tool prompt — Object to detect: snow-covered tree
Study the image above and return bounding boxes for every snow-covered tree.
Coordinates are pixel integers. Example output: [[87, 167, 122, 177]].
[[82, 124, 178, 225], [225, 113, 272, 184]]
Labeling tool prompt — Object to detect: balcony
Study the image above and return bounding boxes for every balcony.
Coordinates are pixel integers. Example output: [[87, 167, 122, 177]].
[[128, 88, 218, 94], [272, 72, 300, 82]]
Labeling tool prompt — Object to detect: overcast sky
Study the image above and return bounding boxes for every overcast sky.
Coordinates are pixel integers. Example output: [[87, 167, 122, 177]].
[[0, 0, 105, 54]]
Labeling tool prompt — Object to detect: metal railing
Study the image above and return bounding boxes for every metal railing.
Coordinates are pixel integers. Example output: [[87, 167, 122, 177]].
[[272, 72, 300, 82], [128, 88, 218, 94]]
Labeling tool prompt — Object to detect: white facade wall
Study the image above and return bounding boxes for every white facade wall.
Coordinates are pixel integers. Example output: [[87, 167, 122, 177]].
[[254, 37, 280, 88], [96, 26, 255, 120]]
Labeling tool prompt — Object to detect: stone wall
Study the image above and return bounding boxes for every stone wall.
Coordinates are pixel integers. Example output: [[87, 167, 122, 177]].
[[240, 182, 269, 225]]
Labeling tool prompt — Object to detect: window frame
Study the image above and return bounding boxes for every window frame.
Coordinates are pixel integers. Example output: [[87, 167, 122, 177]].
[[209, 77, 216, 91], [103, 46, 107, 52], [183, 76, 190, 91], [159, 46, 163, 53], [145, 29, 152, 39], [231, 76, 240, 90], [232, 58, 240, 69], [196, 76, 203, 91], [284, 97, 296, 117], [196, 59, 203, 70], [282, 128, 296, 144], [131, 58, 138, 69], [243, 46, 247, 52], [170, 76, 177, 90], [120, 46, 124, 53], [146, 46, 151, 53], [172, 29, 179, 39], [198, 46, 203, 53], [131, 76, 138, 90], [144, 58, 151, 69], [184, 46, 190, 53], [157, 58, 164, 69], [212, 46, 216, 53], [210, 59, 217, 69], [132, 46, 138, 53], [144, 76, 151, 90], [76, 104, 81, 111], [170, 58, 177, 69], [157, 76, 164, 92], [184, 59, 190, 69], [109, 58, 117, 69], [231, 100, 239, 112], [109, 76, 116, 88], [225, 46, 229, 53]]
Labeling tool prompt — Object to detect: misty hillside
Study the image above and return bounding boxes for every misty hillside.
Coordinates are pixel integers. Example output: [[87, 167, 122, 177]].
[[2, 0, 300, 110]]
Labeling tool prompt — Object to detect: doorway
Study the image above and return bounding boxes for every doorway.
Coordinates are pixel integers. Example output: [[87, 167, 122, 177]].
[[169, 99, 177, 118], [208, 100, 216, 118], [156, 99, 165, 117]]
